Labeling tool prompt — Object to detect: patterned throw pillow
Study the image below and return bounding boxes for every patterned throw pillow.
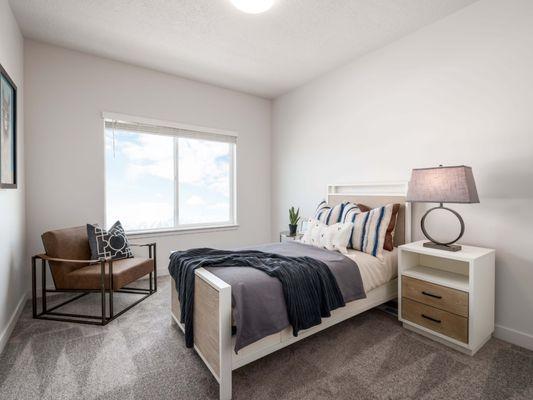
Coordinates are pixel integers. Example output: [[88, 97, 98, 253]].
[[301, 218, 353, 254], [314, 200, 331, 223], [87, 221, 133, 260], [323, 222, 353, 254], [358, 203, 400, 251], [341, 202, 370, 223], [347, 204, 396, 259], [314, 200, 361, 225], [301, 218, 324, 245]]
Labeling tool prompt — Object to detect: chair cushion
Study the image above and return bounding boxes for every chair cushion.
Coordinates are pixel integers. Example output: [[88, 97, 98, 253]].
[[62, 257, 154, 290]]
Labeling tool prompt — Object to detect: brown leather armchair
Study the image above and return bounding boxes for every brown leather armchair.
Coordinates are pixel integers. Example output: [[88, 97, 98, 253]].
[[32, 226, 157, 325]]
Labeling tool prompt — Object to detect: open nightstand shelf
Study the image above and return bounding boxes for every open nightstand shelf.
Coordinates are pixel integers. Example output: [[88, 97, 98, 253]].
[[402, 265, 469, 292], [398, 240, 495, 356]]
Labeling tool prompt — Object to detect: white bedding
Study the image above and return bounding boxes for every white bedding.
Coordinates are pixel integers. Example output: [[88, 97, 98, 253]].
[[345, 247, 398, 293]]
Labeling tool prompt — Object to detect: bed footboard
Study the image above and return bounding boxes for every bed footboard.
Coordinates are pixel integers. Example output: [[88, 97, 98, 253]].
[[171, 269, 232, 400], [170, 272, 397, 400]]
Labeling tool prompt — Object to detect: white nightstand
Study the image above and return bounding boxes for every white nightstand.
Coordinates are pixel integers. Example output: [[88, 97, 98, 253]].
[[398, 240, 495, 355], [279, 231, 303, 243]]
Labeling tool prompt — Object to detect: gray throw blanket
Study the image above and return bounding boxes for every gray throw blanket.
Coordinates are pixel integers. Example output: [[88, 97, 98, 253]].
[[212, 242, 366, 351], [169, 245, 347, 349]]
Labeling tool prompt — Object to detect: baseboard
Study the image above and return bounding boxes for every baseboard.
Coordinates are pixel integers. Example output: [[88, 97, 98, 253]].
[[494, 324, 533, 351], [0, 293, 27, 355]]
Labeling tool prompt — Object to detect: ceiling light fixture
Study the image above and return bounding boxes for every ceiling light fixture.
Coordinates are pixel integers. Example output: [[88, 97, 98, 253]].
[[230, 0, 274, 14]]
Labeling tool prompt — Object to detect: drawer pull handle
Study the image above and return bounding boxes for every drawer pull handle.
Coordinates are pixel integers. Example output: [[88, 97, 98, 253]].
[[421, 314, 442, 324], [422, 291, 442, 299]]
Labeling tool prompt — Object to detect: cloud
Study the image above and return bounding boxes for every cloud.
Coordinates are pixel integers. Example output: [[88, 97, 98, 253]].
[[107, 130, 174, 181], [106, 130, 232, 197], [206, 202, 228, 210], [107, 200, 174, 231], [178, 138, 230, 197], [186, 195, 207, 206], [124, 134, 174, 181]]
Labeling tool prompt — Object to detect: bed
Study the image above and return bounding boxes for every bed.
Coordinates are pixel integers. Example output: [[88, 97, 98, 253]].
[[170, 182, 411, 400]]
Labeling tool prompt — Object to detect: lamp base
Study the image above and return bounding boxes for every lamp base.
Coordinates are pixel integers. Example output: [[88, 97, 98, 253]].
[[420, 204, 465, 253], [423, 241, 462, 252]]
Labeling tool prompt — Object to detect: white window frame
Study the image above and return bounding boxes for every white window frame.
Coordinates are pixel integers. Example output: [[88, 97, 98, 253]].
[[102, 112, 238, 236]]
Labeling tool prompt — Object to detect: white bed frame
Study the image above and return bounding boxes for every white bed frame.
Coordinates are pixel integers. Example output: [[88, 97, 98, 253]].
[[171, 182, 411, 400]]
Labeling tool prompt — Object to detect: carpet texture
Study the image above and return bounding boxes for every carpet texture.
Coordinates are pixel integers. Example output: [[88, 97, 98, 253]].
[[0, 276, 532, 399]]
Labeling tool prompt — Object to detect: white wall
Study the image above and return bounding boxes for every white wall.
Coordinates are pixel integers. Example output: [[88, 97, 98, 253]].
[[0, 0, 26, 352], [272, 0, 533, 349], [24, 40, 271, 278]]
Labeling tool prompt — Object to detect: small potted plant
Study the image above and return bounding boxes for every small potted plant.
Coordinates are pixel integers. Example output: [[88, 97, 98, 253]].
[[288, 206, 300, 236]]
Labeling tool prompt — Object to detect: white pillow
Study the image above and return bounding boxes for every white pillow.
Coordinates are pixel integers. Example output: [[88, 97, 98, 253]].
[[301, 219, 353, 254], [323, 222, 353, 254], [301, 218, 324, 246]]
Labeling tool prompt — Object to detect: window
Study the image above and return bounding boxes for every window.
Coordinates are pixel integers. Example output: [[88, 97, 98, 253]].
[[104, 116, 236, 232]]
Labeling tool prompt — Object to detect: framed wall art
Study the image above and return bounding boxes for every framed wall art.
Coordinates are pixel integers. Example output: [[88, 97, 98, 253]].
[[0, 63, 17, 189]]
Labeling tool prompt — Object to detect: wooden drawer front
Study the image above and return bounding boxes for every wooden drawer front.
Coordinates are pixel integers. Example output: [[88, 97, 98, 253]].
[[402, 298, 468, 343], [402, 276, 468, 317]]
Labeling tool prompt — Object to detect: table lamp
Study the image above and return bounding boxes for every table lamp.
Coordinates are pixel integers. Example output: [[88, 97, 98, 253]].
[[406, 165, 479, 251]]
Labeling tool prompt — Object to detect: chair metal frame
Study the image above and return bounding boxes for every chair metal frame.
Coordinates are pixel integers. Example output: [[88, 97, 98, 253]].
[[32, 243, 157, 325]]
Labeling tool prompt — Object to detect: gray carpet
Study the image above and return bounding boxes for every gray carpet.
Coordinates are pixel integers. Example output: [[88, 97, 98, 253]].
[[1, 276, 532, 400]]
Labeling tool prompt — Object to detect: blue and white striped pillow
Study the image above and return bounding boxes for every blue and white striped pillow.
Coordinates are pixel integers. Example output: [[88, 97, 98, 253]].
[[314, 201, 350, 225], [341, 202, 365, 223], [347, 204, 395, 259], [314, 200, 331, 223]]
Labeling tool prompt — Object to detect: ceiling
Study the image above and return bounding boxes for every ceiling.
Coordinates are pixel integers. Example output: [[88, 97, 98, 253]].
[[10, 0, 478, 98]]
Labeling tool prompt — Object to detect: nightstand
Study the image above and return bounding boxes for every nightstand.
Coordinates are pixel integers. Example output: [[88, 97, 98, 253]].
[[398, 240, 495, 355], [279, 231, 303, 243]]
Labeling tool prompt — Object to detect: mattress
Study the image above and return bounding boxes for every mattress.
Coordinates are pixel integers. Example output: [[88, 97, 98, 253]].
[[345, 247, 398, 293]]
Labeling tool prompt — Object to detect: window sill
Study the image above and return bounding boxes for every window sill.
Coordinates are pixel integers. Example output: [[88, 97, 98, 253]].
[[126, 224, 239, 239]]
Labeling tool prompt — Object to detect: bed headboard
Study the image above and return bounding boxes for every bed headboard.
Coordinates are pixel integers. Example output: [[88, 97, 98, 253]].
[[326, 182, 411, 246]]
